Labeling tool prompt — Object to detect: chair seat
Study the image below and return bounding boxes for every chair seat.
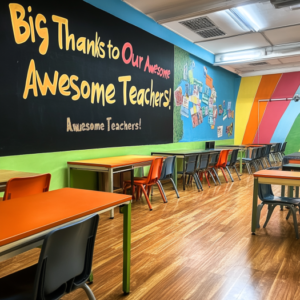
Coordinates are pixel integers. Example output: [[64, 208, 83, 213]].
[[261, 196, 300, 205], [0, 264, 37, 300], [242, 158, 253, 161], [124, 178, 148, 185]]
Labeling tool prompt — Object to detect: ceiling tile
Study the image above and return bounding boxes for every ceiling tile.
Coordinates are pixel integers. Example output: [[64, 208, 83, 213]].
[[197, 33, 270, 54], [280, 55, 300, 64], [264, 25, 300, 45]]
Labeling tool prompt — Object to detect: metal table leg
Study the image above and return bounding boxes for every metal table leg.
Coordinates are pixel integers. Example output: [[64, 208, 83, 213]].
[[108, 168, 114, 219], [252, 177, 259, 234], [122, 203, 131, 294]]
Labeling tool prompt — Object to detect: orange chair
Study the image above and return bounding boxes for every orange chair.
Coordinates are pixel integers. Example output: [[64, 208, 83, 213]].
[[123, 158, 166, 211], [3, 174, 51, 200], [213, 150, 230, 183]]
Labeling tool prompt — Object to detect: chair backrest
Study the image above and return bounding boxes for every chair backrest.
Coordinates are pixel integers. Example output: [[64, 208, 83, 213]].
[[228, 149, 239, 166], [281, 142, 287, 152], [198, 153, 210, 170], [160, 156, 176, 179], [216, 150, 230, 168], [209, 153, 219, 167], [265, 144, 272, 156], [185, 155, 198, 173], [251, 148, 257, 159], [258, 184, 274, 200], [32, 214, 99, 299], [256, 147, 262, 159], [146, 158, 164, 184], [275, 143, 282, 153], [3, 174, 51, 201], [261, 146, 267, 158]]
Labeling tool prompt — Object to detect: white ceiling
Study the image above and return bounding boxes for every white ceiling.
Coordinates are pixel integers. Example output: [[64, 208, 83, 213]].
[[124, 0, 300, 77]]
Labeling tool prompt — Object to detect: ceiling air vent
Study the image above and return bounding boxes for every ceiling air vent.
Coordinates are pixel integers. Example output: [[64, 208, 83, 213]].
[[248, 62, 269, 66], [180, 17, 215, 31], [197, 28, 226, 38], [180, 16, 226, 39]]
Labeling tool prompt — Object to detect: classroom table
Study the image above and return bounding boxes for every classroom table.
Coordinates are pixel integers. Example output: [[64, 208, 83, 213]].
[[282, 152, 300, 165], [252, 170, 300, 234], [151, 149, 222, 188], [67, 155, 158, 218], [0, 170, 39, 192], [0, 188, 132, 294]]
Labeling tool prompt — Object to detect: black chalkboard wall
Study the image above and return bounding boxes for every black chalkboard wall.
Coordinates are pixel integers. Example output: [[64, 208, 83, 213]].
[[0, 0, 174, 156]]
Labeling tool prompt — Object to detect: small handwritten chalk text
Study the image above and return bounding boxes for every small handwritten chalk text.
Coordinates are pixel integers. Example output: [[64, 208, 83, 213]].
[[67, 117, 142, 132]]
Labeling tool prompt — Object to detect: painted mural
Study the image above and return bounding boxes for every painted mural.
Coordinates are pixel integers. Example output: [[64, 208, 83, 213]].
[[173, 46, 240, 143], [235, 71, 300, 154]]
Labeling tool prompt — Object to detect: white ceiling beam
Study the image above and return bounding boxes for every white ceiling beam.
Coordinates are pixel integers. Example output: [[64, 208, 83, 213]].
[[241, 65, 300, 77], [142, 0, 268, 24]]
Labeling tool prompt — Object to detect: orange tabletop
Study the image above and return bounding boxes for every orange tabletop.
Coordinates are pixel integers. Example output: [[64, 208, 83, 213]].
[[68, 155, 158, 168], [253, 170, 300, 180], [0, 188, 131, 247]]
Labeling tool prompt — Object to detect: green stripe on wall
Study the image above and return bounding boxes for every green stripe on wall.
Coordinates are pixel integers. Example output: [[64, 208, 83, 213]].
[[0, 139, 233, 192]]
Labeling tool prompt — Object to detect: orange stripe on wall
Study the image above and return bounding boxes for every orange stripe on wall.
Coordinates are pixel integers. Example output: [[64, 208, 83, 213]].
[[242, 74, 282, 145]]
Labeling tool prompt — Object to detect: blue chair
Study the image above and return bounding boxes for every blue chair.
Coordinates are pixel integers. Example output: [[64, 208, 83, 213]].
[[263, 145, 273, 167], [257, 184, 300, 239], [156, 156, 180, 201], [0, 214, 99, 299], [178, 155, 202, 191], [242, 148, 258, 174]]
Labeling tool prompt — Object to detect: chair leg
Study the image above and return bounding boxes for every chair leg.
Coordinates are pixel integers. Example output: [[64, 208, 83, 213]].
[[289, 206, 299, 239], [267, 157, 273, 167], [225, 166, 234, 182], [245, 163, 252, 175], [270, 153, 276, 163], [213, 168, 222, 185], [170, 178, 180, 198], [193, 173, 203, 191], [82, 283, 96, 300], [220, 168, 229, 183], [263, 204, 276, 228], [233, 165, 241, 180], [141, 185, 153, 211], [208, 170, 217, 186], [156, 182, 168, 203], [286, 209, 291, 220], [204, 171, 211, 187], [257, 203, 264, 228]]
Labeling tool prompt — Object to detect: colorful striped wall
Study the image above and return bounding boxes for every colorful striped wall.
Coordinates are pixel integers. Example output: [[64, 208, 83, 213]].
[[235, 71, 300, 154]]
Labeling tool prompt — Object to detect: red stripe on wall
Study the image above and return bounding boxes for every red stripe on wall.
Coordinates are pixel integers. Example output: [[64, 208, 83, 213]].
[[271, 72, 300, 99], [253, 101, 290, 144]]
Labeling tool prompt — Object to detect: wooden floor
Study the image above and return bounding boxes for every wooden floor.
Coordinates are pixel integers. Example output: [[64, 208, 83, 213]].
[[1, 170, 300, 300]]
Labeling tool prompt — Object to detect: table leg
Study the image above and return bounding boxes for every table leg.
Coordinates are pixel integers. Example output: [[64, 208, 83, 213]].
[[173, 156, 178, 188], [123, 202, 131, 294], [296, 187, 299, 198], [252, 177, 258, 234], [108, 168, 114, 219], [289, 186, 294, 198], [281, 185, 285, 197], [239, 151, 243, 174], [68, 166, 71, 187], [131, 169, 134, 198]]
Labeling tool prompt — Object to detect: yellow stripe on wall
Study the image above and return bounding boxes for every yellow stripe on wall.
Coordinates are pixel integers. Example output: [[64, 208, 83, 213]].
[[234, 76, 262, 145]]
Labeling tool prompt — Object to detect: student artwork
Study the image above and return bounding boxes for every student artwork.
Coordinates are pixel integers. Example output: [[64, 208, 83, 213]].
[[188, 65, 194, 84], [231, 110, 234, 119], [180, 96, 189, 118], [205, 106, 209, 116], [193, 85, 199, 98], [189, 84, 194, 95], [174, 86, 183, 106], [204, 86, 210, 96], [228, 109, 231, 118], [213, 105, 218, 119], [206, 74, 213, 89], [198, 109, 203, 124], [183, 63, 188, 80], [190, 105, 200, 128], [217, 126, 223, 138], [194, 79, 203, 93], [226, 123, 233, 137], [223, 100, 226, 108], [202, 93, 209, 105], [210, 87, 217, 104], [218, 104, 223, 115], [185, 83, 189, 97], [227, 102, 231, 110], [223, 109, 227, 120]]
